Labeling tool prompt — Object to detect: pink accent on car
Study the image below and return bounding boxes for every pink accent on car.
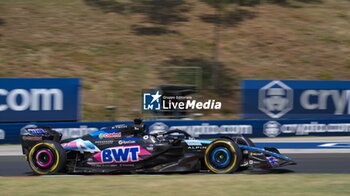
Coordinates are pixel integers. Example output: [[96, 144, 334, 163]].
[[93, 152, 102, 162], [61, 142, 78, 148], [35, 150, 53, 167], [90, 145, 151, 165]]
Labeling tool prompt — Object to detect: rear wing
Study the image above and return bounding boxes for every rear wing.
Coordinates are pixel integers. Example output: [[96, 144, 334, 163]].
[[20, 127, 62, 155]]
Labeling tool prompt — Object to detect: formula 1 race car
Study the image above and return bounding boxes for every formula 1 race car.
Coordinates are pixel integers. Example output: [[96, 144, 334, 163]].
[[20, 119, 296, 175]]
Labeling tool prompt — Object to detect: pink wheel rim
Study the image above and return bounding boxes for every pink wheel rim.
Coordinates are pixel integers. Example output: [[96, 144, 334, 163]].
[[35, 150, 53, 167]]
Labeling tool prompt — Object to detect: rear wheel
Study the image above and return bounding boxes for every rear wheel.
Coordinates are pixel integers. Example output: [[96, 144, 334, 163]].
[[204, 139, 242, 174], [28, 140, 66, 175]]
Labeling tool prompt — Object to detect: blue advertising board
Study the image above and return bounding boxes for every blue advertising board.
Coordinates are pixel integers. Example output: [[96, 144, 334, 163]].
[[0, 78, 80, 122], [1, 118, 350, 144], [242, 80, 350, 119]]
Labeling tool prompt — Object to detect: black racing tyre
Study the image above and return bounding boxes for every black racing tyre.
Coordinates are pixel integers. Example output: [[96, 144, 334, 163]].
[[28, 140, 66, 175], [234, 136, 255, 147], [243, 137, 255, 147], [236, 137, 254, 171], [204, 139, 242, 174]]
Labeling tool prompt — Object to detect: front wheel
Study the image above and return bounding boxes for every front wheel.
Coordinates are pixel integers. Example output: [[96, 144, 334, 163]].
[[28, 140, 66, 175], [204, 139, 242, 174]]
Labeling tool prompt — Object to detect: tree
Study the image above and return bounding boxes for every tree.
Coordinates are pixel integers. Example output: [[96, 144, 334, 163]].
[[202, 0, 237, 88]]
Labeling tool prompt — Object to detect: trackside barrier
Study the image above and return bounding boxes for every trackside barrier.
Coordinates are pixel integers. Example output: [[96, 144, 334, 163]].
[[1, 118, 350, 144], [0, 78, 81, 122], [242, 80, 350, 119]]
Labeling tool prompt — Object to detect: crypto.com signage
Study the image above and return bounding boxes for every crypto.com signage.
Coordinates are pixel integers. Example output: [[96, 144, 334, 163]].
[[0, 78, 80, 122], [242, 80, 350, 119]]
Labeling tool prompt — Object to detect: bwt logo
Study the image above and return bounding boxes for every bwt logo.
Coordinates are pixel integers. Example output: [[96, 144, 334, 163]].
[[102, 146, 140, 163], [259, 81, 293, 118], [0, 89, 63, 111], [143, 91, 161, 110]]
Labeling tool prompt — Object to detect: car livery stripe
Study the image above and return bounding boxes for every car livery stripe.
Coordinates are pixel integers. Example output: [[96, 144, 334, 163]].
[[184, 140, 212, 145], [239, 145, 292, 161]]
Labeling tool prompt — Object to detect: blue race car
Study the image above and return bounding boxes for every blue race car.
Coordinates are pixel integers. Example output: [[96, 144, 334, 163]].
[[20, 119, 296, 175]]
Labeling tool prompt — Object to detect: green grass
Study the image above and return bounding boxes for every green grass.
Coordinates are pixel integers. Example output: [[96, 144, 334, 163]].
[[337, 13, 349, 19], [318, 71, 334, 80], [0, 174, 350, 196]]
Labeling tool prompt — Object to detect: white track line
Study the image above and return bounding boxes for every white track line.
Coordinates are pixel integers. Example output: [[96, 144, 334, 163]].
[[280, 149, 350, 154]]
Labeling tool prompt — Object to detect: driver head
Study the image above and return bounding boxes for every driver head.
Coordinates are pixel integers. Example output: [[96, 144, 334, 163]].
[[134, 118, 143, 125]]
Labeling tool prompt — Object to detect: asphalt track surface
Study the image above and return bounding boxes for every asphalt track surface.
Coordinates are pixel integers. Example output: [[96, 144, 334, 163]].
[[0, 153, 349, 176]]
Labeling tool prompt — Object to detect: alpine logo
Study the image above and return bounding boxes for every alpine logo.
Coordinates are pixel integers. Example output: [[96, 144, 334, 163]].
[[259, 80, 293, 118], [102, 146, 140, 163]]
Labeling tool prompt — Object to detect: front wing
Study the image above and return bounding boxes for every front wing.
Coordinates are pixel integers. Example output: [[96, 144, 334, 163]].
[[239, 145, 296, 168]]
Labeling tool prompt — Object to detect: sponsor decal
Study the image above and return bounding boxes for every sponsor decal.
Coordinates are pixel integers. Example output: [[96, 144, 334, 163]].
[[22, 136, 42, 141], [263, 121, 350, 137], [300, 90, 350, 115], [143, 90, 222, 111], [94, 140, 114, 145], [21, 124, 99, 140], [244, 80, 350, 119], [118, 140, 136, 145], [93, 145, 151, 164], [20, 124, 37, 135], [185, 140, 210, 150], [259, 80, 293, 118], [0, 88, 63, 112], [0, 129, 5, 140], [102, 146, 140, 163], [165, 123, 253, 137], [27, 128, 47, 134], [185, 140, 203, 146], [88, 163, 136, 167], [119, 163, 135, 167], [188, 146, 207, 150], [249, 160, 261, 165], [267, 156, 279, 166], [114, 124, 127, 129], [98, 132, 121, 139], [263, 121, 281, 137]]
